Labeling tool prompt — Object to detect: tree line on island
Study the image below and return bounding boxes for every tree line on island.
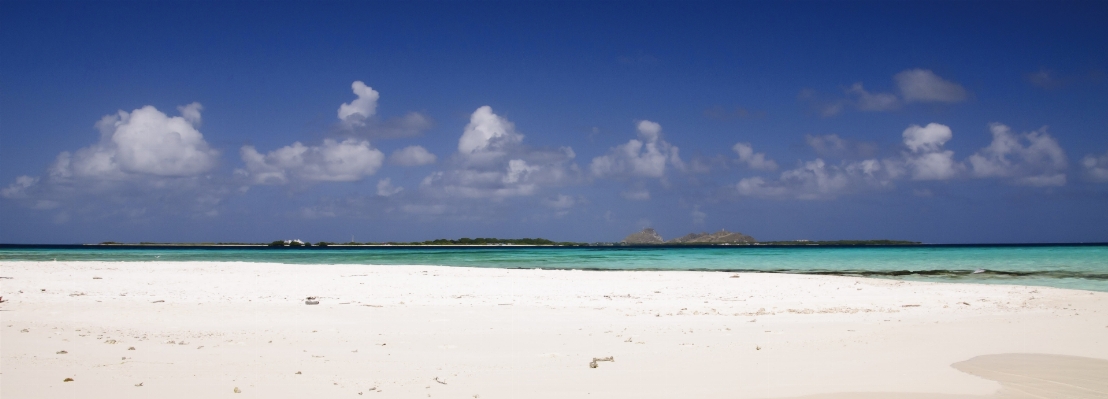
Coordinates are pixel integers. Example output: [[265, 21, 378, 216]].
[[97, 231, 917, 247]]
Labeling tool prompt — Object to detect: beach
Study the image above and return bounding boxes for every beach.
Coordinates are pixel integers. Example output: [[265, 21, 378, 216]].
[[1, 261, 1106, 398]]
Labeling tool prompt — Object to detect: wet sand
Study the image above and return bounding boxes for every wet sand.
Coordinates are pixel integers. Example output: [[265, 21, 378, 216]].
[[1, 261, 1106, 398]]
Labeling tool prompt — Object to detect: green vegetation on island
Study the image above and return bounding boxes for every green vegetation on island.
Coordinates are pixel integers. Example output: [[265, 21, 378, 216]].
[[375, 237, 580, 246], [95, 236, 920, 247], [757, 240, 921, 246]]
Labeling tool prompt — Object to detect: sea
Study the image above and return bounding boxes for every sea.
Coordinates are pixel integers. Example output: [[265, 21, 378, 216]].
[[1, 244, 1106, 292]]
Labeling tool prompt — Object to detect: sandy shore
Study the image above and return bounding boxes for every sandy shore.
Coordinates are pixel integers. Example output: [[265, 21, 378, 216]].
[[1, 261, 1106, 398]]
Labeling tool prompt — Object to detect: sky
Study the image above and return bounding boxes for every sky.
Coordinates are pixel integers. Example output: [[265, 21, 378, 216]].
[[2, 1, 1107, 244]]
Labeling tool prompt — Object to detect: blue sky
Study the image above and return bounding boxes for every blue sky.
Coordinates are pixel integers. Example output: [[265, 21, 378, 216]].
[[2, 1, 1107, 244]]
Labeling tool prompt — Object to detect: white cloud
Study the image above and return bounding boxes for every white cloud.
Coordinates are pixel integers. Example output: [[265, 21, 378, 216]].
[[47, 105, 219, 180], [376, 178, 403, 197], [732, 142, 778, 170], [805, 134, 848, 156], [590, 120, 685, 179], [177, 102, 203, 126], [1, 176, 39, 199], [902, 123, 952, 153], [390, 145, 437, 166], [0, 104, 236, 218], [338, 81, 379, 126], [1082, 151, 1108, 182], [846, 83, 900, 111], [967, 123, 1067, 186], [417, 106, 578, 201], [895, 69, 968, 103], [735, 163, 845, 200], [239, 138, 384, 184], [901, 123, 959, 180], [458, 105, 523, 164], [334, 81, 432, 138]]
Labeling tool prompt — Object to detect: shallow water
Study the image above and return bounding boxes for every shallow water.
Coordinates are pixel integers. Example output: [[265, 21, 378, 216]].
[[2, 244, 1106, 292]]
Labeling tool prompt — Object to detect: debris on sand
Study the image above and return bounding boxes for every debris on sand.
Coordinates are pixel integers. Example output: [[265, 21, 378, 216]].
[[152, 300, 165, 303], [588, 356, 615, 368], [305, 296, 320, 305], [63, 378, 74, 382], [135, 382, 143, 387], [93, 277, 102, 280], [104, 339, 117, 344], [234, 387, 241, 393], [434, 377, 447, 385], [56, 350, 68, 354], [128, 347, 135, 350]]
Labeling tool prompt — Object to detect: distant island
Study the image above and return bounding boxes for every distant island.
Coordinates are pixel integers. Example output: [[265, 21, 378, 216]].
[[93, 232, 918, 247], [619, 228, 919, 246]]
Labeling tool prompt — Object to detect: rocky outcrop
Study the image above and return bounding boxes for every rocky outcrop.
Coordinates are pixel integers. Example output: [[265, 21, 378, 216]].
[[622, 228, 664, 244], [666, 229, 755, 244]]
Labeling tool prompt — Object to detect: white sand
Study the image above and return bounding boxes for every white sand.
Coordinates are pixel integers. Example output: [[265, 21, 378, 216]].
[[1, 261, 1106, 398]]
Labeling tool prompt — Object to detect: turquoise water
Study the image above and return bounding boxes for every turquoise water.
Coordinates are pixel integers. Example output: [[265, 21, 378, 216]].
[[2, 244, 1106, 292]]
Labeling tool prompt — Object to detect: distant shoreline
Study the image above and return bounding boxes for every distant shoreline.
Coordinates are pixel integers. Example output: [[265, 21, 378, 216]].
[[1, 242, 1106, 248]]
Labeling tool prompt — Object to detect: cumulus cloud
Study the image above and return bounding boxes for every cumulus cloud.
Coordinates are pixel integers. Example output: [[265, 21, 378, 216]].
[[805, 134, 848, 157], [734, 122, 1073, 201], [967, 123, 1067, 187], [738, 159, 849, 200], [376, 178, 404, 197], [178, 102, 203, 125], [335, 81, 431, 138], [338, 81, 379, 127], [732, 143, 778, 170], [846, 83, 900, 111], [735, 123, 957, 200], [902, 123, 959, 181], [0, 103, 236, 219], [238, 138, 384, 184], [390, 145, 437, 166], [457, 105, 524, 164], [590, 120, 685, 179], [1, 176, 39, 199], [418, 106, 579, 201], [1082, 151, 1108, 182], [47, 104, 219, 180], [895, 69, 968, 103]]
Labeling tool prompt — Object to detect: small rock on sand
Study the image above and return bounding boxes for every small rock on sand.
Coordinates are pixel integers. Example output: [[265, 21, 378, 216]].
[[56, 350, 68, 354], [63, 378, 74, 382], [233, 387, 241, 393]]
